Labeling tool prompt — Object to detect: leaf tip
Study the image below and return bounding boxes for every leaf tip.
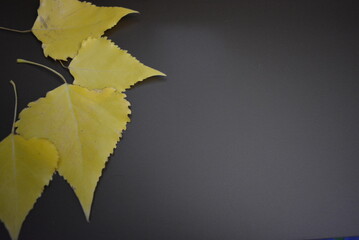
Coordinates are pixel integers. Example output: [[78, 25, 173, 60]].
[[151, 69, 167, 77], [84, 209, 91, 223], [159, 72, 167, 77], [126, 8, 140, 15]]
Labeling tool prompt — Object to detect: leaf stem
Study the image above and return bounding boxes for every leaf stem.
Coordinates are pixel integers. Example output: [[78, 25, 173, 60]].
[[59, 60, 69, 69], [17, 59, 68, 84], [9, 80, 18, 135], [0, 26, 31, 33]]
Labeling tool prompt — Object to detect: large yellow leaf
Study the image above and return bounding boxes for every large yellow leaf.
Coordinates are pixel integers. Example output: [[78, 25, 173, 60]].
[[32, 0, 137, 60], [16, 84, 131, 220], [0, 134, 58, 240], [70, 37, 165, 91]]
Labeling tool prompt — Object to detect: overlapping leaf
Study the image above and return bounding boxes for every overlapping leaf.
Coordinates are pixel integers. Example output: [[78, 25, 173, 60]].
[[32, 0, 137, 60], [16, 84, 131, 220], [0, 133, 58, 240], [70, 37, 165, 91], [0, 0, 164, 238]]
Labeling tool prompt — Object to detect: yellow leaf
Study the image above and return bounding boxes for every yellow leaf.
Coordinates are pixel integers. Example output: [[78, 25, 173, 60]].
[[70, 37, 165, 91], [0, 135, 58, 240], [16, 84, 130, 220], [32, 0, 137, 60], [0, 81, 58, 240]]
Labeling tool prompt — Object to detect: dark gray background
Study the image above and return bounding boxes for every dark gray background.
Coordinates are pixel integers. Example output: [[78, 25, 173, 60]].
[[0, 0, 359, 239]]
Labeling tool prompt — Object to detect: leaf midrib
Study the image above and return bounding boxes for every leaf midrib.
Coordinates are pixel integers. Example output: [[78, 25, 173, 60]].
[[64, 85, 84, 173], [10, 135, 19, 227]]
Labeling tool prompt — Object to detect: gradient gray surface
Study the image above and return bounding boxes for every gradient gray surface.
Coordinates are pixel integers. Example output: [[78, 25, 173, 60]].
[[0, 0, 359, 239]]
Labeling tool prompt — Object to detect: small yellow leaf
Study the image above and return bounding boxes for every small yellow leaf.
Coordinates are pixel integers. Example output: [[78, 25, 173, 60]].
[[32, 0, 138, 60], [70, 37, 165, 91], [0, 134, 58, 240], [16, 84, 130, 220]]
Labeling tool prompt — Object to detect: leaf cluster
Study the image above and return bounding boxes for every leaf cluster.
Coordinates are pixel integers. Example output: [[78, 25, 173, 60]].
[[0, 0, 165, 239]]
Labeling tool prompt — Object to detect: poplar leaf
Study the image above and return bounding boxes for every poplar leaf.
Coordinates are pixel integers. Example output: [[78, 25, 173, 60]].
[[0, 134, 58, 240], [70, 37, 165, 91], [32, 0, 138, 60], [16, 84, 131, 220]]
